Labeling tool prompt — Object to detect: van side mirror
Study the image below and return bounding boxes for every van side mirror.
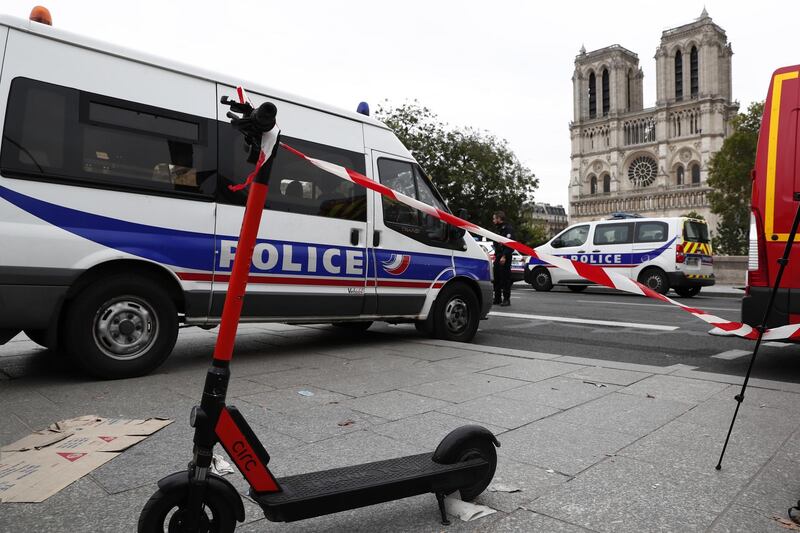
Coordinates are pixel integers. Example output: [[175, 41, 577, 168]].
[[552, 238, 564, 248]]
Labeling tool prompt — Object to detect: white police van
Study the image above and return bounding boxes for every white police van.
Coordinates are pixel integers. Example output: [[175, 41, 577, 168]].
[[525, 215, 714, 296], [0, 14, 492, 378]]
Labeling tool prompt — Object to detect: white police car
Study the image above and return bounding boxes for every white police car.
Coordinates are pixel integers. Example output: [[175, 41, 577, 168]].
[[525, 216, 714, 295], [0, 14, 492, 378]]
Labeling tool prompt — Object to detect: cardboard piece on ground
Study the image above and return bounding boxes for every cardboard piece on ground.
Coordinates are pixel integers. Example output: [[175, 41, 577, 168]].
[[0, 415, 172, 503]]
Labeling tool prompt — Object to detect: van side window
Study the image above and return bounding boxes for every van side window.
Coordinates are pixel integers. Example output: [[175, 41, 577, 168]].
[[218, 128, 366, 222], [553, 225, 589, 248], [0, 77, 216, 197], [377, 158, 452, 247], [635, 221, 668, 243], [593, 223, 633, 245]]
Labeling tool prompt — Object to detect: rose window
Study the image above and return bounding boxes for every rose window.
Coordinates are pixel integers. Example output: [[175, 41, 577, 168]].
[[627, 156, 658, 187]]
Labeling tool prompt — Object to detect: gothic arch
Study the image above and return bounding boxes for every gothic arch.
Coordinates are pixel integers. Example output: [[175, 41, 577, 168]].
[[587, 173, 597, 195], [667, 146, 700, 170]]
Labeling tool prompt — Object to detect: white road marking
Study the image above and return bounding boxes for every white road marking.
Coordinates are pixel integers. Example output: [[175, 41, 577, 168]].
[[764, 341, 793, 348], [576, 300, 738, 312], [711, 349, 751, 360], [489, 311, 678, 331]]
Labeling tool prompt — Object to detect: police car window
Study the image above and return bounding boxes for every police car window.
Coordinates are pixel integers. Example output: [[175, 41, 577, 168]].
[[635, 221, 668, 243], [218, 128, 366, 222], [0, 77, 216, 198], [378, 159, 449, 244], [593, 223, 633, 245], [554, 225, 589, 248]]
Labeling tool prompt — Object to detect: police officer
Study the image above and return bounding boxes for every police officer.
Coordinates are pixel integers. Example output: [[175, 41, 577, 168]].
[[492, 211, 514, 306]]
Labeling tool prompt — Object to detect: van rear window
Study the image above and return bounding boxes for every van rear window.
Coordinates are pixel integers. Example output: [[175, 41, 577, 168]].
[[0, 77, 216, 197], [684, 220, 709, 243]]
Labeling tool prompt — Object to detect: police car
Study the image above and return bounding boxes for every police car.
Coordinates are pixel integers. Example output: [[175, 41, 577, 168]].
[[525, 215, 714, 295], [0, 14, 492, 379]]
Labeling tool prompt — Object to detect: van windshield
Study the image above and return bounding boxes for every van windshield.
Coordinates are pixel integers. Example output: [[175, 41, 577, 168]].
[[684, 220, 709, 243]]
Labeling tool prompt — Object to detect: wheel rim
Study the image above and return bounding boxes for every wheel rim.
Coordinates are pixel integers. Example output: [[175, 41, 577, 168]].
[[646, 275, 663, 291], [167, 506, 214, 533], [444, 296, 469, 334], [93, 296, 158, 360], [535, 271, 549, 287]]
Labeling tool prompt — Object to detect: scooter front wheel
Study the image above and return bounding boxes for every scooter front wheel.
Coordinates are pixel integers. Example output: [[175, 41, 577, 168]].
[[454, 437, 497, 501], [138, 487, 236, 533]]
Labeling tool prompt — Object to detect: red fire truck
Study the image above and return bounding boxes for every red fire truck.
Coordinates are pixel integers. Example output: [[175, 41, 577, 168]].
[[742, 65, 800, 328]]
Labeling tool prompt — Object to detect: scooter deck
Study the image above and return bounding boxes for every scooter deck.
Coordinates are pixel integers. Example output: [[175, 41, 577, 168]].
[[252, 451, 489, 522]]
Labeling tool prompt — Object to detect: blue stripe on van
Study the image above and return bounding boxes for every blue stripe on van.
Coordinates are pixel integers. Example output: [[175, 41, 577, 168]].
[[0, 185, 215, 271], [527, 237, 676, 267], [0, 185, 491, 282]]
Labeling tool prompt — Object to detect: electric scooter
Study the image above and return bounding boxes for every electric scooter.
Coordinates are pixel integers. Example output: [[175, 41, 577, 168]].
[[137, 95, 500, 532]]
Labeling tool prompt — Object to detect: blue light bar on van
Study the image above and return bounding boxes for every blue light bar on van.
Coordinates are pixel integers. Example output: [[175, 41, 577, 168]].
[[356, 102, 370, 116]]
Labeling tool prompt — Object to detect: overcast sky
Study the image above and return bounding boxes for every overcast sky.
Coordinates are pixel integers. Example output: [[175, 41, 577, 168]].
[[5, 0, 800, 208]]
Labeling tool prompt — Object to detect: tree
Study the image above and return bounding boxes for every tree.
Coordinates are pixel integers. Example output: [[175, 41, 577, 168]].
[[375, 101, 539, 244], [680, 211, 705, 220], [707, 101, 764, 255]]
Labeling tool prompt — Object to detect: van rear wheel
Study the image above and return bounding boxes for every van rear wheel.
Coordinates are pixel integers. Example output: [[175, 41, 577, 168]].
[[674, 286, 701, 297], [432, 282, 479, 342], [64, 275, 178, 379]]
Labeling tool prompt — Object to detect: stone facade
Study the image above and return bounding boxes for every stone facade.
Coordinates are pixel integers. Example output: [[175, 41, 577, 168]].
[[568, 9, 738, 235]]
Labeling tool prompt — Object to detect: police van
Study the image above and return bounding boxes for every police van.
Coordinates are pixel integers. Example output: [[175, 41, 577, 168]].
[[525, 215, 714, 296], [0, 13, 492, 379]]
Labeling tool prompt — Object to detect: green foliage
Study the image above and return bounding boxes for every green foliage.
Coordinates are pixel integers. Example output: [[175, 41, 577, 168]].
[[707, 101, 764, 255], [680, 211, 705, 220], [523, 220, 551, 247], [375, 101, 539, 244]]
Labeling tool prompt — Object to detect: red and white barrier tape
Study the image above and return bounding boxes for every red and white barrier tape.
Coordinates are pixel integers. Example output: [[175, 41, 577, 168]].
[[238, 88, 800, 342]]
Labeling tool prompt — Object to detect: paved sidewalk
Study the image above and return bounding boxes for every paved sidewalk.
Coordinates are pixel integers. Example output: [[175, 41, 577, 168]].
[[1, 324, 798, 532]]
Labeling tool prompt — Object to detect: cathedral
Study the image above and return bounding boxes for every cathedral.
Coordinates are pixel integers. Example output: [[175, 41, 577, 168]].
[[568, 9, 738, 235]]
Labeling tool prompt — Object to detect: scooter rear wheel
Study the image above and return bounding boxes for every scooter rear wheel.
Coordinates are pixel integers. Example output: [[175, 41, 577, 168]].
[[454, 437, 497, 502], [138, 488, 236, 533]]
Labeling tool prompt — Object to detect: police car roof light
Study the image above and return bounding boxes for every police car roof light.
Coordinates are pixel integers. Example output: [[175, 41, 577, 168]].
[[356, 102, 370, 116], [609, 212, 642, 219]]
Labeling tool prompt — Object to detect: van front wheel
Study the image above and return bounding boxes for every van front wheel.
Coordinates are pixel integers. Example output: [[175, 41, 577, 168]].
[[433, 283, 479, 342], [638, 268, 669, 295], [64, 275, 178, 379], [530, 268, 553, 292]]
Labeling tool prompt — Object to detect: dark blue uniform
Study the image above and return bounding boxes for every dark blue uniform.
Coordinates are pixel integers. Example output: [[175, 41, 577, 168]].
[[493, 222, 514, 304]]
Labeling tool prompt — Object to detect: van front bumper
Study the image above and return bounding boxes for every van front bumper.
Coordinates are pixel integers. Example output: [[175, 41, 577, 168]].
[[479, 281, 493, 319], [668, 272, 715, 288]]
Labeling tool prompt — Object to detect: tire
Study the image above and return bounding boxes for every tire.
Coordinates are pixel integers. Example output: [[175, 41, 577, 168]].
[[638, 268, 670, 295], [674, 286, 701, 298], [567, 285, 587, 293], [331, 321, 373, 332], [138, 487, 236, 533], [63, 275, 178, 379], [530, 268, 553, 292], [24, 329, 50, 349], [454, 437, 498, 502], [432, 282, 480, 342]]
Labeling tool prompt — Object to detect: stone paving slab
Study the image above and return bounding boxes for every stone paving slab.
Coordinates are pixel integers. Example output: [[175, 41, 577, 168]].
[[547, 392, 694, 437], [499, 417, 638, 475], [563, 366, 652, 386], [618, 374, 730, 404], [495, 376, 620, 410], [437, 394, 560, 430], [526, 455, 744, 533], [481, 359, 584, 383], [340, 390, 452, 421], [401, 373, 527, 403]]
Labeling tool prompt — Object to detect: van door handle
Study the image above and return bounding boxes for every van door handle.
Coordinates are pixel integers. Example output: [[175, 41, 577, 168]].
[[592, 249, 601, 252], [350, 228, 360, 246], [577, 250, 586, 253], [373, 230, 381, 247]]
